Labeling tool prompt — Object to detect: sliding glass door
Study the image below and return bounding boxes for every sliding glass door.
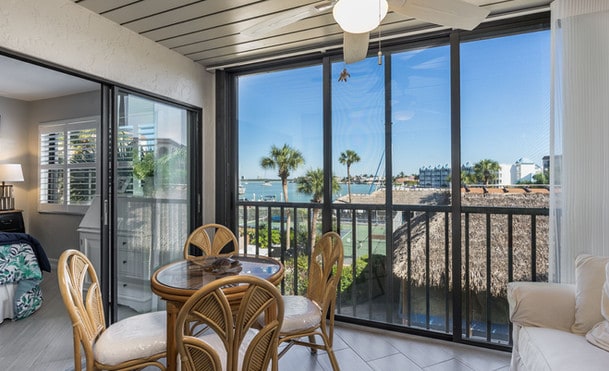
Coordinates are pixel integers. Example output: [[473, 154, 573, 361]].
[[113, 90, 198, 319]]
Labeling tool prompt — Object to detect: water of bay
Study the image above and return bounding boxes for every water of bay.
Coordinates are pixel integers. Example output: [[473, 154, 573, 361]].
[[239, 180, 376, 202]]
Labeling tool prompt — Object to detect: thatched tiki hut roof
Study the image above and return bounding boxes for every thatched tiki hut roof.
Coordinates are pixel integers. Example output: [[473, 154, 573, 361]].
[[392, 189, 549, 296]]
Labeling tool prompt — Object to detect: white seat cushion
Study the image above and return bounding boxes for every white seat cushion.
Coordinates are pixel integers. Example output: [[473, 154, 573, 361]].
[[94, 310, 166, 366], [281, 295, 321, 333], [517, 326, 609, 371]]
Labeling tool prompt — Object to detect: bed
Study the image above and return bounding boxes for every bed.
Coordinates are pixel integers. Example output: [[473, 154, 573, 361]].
[[0, 232, 50, 323]]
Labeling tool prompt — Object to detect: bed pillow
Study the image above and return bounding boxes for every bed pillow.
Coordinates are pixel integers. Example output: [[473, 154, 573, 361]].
[[586, 262, 609, 351], [571, 254, 609, 334]]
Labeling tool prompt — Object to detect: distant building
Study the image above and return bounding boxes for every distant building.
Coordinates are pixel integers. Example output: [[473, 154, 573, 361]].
[[419, 164, 450, 188], [542, 155, 550, 174], [497, 164, 512, 185], [418, 158, 544, 187], [512, 157, 542, 183]]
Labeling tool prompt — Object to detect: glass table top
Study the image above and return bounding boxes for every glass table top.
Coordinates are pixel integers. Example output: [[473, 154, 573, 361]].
[[154, 255, 282, 291]]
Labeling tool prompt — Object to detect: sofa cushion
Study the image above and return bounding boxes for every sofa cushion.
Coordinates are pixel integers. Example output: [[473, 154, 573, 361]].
[[586, 262, 609, 351], [518, 326, 609, 371], [571, 254, 609, 334], [508, 282, 575, 331]]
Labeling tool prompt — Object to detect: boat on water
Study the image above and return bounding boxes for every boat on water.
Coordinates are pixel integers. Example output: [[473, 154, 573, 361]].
[[262, 181, 272, 186], [239, 184, 246, 195]]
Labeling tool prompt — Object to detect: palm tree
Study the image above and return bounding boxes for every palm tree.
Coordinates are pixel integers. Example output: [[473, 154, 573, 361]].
[[473, 159, 501, 185], [296, 168, 340, 243], [260, 144, 305, 250], [339, 149, 361, 203], [461, 169, 476, 186]]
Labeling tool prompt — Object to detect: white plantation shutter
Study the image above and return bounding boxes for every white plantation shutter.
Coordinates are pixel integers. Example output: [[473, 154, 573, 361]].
[[39, 128, 65, 206], [39, 117, 100, 213]]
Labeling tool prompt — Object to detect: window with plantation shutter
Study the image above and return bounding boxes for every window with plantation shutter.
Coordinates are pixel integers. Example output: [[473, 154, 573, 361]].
[[39, 117, 100, 213]]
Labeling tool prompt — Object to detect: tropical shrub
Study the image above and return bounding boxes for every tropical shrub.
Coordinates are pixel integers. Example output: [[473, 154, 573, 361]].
[[246, 226, 281, 249], [282, 255, 310, 295], [339, 254, 386, 305], [281, 253, 386, 303]]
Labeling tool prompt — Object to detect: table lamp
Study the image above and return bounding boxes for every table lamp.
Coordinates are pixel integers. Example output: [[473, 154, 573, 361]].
[[0, 164, 24, 211]]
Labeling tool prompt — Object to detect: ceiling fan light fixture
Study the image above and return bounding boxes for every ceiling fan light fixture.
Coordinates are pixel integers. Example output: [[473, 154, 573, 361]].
[[333, 0, 388, 34]]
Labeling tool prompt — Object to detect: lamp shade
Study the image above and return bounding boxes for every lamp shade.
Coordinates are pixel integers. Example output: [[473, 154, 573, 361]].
[[0, 164, 24, 182], [333, 0, 388, 34]]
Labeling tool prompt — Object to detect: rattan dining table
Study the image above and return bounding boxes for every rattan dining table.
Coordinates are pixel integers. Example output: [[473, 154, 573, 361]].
[[151, 255, 284, 371]]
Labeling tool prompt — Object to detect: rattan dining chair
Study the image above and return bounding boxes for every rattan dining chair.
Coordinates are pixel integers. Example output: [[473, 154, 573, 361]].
[[175, 274, 284, 371], [183, 223, 239, 259], [274, 231, 344, 371], [57, 249, 167, 371]]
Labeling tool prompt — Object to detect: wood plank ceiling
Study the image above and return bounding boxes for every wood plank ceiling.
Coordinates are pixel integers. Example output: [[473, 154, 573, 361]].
[[71, 0, 552, 70]]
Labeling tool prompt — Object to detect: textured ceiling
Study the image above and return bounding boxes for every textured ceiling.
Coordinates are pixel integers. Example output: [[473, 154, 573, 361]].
[[71, 0, 553, 70]]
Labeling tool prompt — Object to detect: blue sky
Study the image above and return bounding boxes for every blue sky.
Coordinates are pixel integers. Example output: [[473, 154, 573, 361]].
[[238, 30, 550, 180]]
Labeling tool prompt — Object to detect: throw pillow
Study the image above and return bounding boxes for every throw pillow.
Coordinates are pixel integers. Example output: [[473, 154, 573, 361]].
[[571, 254, 609, 334], [586, 262, 609, 351]]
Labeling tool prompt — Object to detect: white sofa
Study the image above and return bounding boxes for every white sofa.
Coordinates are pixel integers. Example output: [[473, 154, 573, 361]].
[[508, 255, 609, 370]]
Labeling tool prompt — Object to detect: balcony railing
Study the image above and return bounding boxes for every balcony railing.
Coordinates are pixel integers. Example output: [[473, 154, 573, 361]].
[[237, 199, 549, 349]]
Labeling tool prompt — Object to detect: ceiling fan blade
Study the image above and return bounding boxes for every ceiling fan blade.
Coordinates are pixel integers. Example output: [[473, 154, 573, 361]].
[[343, 32, 370, 64], [388, 0, 490, 31], [242, 1, 336, 37]]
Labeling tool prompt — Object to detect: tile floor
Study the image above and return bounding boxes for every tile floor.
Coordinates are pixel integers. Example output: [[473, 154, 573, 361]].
[[278, 323, 511, 371], [0, 268, 511, 371]]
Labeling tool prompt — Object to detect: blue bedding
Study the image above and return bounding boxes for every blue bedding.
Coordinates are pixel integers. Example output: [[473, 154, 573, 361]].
[[0, 233, 50, 273], [0, 233, 48, 320]]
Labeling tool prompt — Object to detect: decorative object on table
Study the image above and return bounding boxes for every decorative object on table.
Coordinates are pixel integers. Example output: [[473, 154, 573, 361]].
[[0, 164, 24, 211], [191, 256, 242, 276]]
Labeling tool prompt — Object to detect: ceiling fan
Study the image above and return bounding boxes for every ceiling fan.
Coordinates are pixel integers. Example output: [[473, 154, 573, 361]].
[[242, 0, 490, 64]]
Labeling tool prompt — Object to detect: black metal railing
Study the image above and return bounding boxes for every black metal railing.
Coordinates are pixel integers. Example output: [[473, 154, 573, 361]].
[[460, 205, 549, 346], [237, 200, 549, 348]]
